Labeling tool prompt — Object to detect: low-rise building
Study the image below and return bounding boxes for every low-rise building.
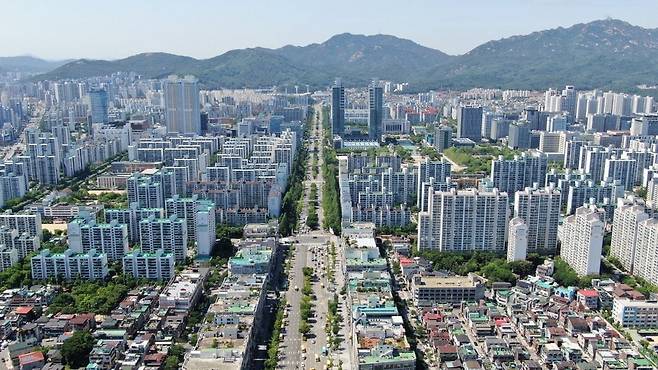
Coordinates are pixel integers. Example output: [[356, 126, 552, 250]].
[[613, 298, 658, 328], [158, 268, 208, 311], [412, 274, 485, 307]]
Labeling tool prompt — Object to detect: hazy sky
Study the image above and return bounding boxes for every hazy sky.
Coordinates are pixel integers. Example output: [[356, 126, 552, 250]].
[[3, 0, 658, 60]]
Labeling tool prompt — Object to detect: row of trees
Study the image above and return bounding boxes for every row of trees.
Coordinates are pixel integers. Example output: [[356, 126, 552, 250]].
[[321, 108, 341, 234], [279, 145, 308, 236], [264, 298, 287, 370], [325, 293, 341, 350], [299, 267, 314, 336], [307, 184, 319, 229], [279, 109, 313, 235]]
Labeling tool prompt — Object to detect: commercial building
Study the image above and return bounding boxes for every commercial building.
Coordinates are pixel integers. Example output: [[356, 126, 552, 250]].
[[331, 80, 345, 136], [457, 106, 483, 141], [163, 75, 201, 135], [412, 274, 485, 307], [228, 243, 273, 275], [159, 268, 208, 311], [508, 122, 530, 149], [88, 88, 109, 124], [368, 83, 383, 141], [342, 222, 416, 369], [434, 125, 453, 153]]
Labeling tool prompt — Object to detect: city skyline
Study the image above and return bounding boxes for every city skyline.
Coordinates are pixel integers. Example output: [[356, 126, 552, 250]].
[[4, 0, 658, 60]]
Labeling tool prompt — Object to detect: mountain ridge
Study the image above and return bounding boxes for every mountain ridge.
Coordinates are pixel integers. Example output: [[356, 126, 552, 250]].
[[0, 56, 71, 73], [27, 19, 658, 91]]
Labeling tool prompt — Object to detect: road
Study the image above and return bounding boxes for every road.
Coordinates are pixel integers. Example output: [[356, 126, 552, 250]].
[[279, 105, 349, 369]]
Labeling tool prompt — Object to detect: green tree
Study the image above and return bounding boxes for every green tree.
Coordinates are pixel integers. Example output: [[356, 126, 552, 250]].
[[62, 330, 94, 368], [164, 356, 180, 370], [553, 258, 580, 287]]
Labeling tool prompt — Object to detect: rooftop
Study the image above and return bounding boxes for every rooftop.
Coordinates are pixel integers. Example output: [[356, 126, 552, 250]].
[[417, 275, 477, 288]]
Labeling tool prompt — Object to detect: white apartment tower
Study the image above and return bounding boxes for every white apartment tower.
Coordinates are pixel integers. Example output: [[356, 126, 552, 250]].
[[139, 215, 188, 262], [634, 219, 658, 286], [603, 155, 637, 191], [507, 217, 528, 262], [122, 249, 175, 281], [490, 151, 548, 196], [67, 217, 129, 261], [513, 185, 561, 253], [195, 200, 216, 257], [610, 198, 651, 273], [418, 188, 509, 252], [559, 205, 605, 276]]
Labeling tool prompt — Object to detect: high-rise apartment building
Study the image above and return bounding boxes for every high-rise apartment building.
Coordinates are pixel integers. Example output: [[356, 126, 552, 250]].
[[163, 75, 201, 135], [67, 216, 129, 261], [491, 151, 548, 196], [0, 212, 42, 239], [104, 205, 164, 243], [603, 155, 637, 191], [513, 185, 561, 253], [31, 248, 109, 281], [416, 159, 451, 207], [565, 179, 622, 215], [559, 205, 605, 276], [507, 217, 528, 262], [648, 176, 658, 204], [579, 146, 618, 183], [195, 200, 216, 257], [610, 198, 651, 273], [127, 173, 164, 209], [418, 188, 508, 252], [634, 219, 658, 286], [139, 215, 188, 262], [122, 249, 175, 281]]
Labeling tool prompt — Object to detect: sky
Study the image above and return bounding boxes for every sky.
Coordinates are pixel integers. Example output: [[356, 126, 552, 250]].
[[3, 0, 658, 60]]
